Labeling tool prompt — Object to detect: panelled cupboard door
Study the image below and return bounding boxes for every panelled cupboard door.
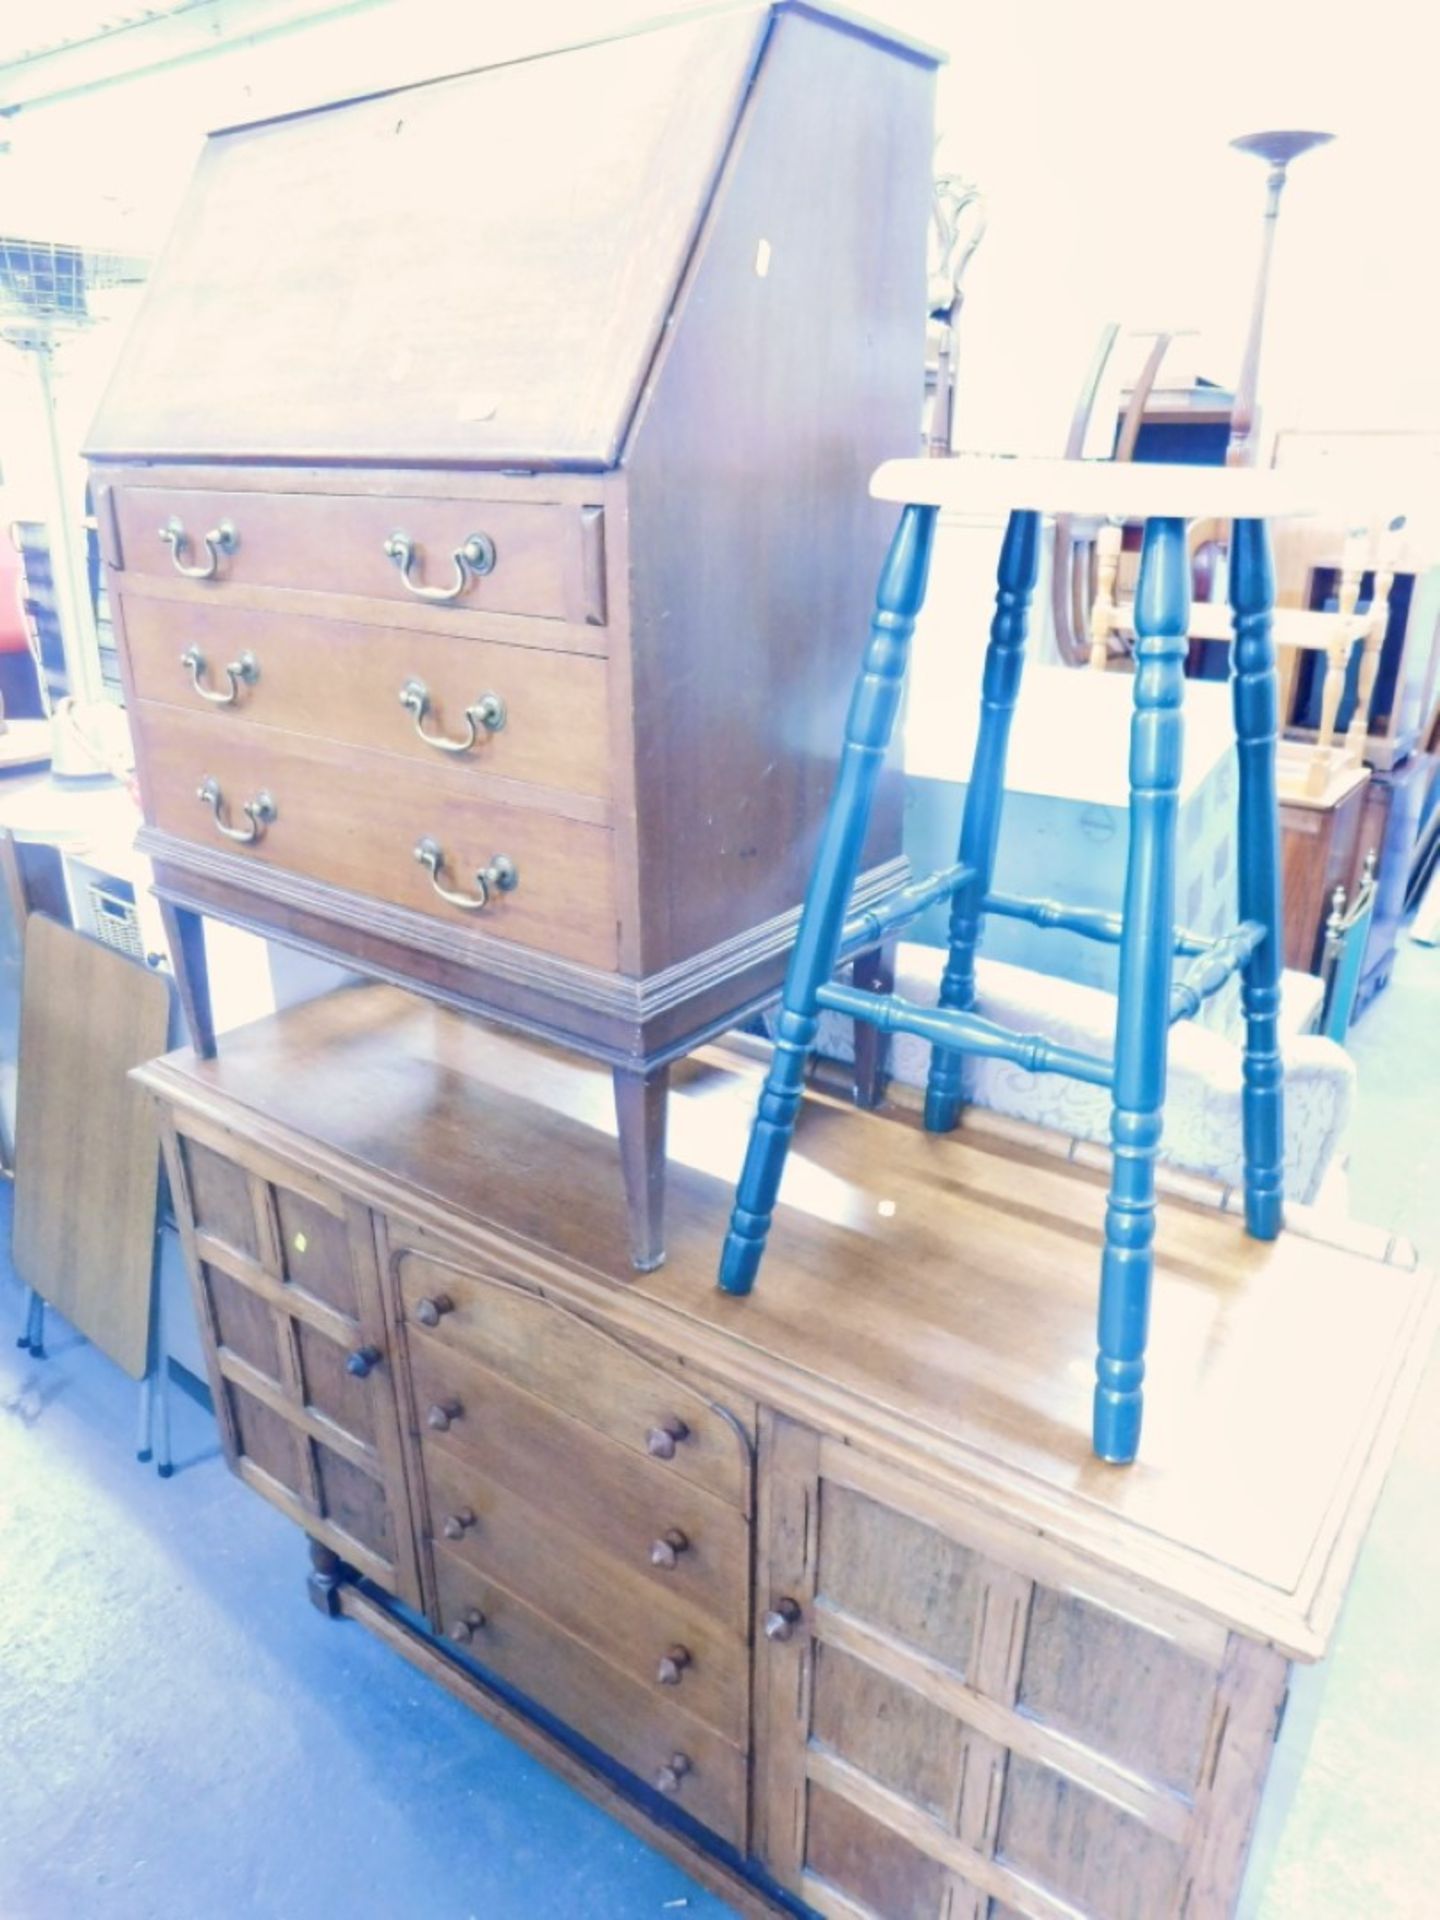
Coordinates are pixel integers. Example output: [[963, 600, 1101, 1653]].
[[753, 1417, 1289, 1920], [161, 1118, 421, 1606]]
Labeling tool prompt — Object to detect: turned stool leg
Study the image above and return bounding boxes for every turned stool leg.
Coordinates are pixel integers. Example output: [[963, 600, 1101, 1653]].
[[1229, 518, 1285, 1240], [1095, 516, 1189, 1464], [719, 504, 937, 1295], [614, 1063, 670, 1272], [924, 509, 1040, 1134]]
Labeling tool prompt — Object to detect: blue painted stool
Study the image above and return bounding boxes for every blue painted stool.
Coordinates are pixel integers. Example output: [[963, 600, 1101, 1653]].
[[718, 455, 1314, 1464]]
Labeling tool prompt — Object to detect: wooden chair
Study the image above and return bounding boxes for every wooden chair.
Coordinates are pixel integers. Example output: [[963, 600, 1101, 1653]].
[[718, 454, 1316, 1465], [1091, 516, 1403, 802]]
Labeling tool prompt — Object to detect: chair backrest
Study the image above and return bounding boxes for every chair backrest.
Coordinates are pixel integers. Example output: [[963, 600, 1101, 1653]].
[[1320, 853, 1379, 1042]]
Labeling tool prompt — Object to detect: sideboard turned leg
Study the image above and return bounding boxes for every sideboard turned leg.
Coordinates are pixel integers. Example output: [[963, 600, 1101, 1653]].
[[614, 1063, 670, 1274], [307, 1539, 346, 1618], [160, 900, 218, 1060]]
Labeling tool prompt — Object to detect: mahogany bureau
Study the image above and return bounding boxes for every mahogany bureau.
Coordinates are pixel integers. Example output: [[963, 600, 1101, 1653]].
[[86, 2, 937, 1269], [135, 986, 1434, 1920]]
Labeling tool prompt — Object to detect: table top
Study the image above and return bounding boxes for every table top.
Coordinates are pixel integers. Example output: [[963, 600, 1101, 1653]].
[[138, 983, 1436, 1659], [871, 454, 1362, 522]]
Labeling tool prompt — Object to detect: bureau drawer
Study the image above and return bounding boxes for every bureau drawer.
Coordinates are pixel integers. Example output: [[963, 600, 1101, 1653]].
[[432, 1543, 746, 1850], [395, 1248, 754, 1512], [120, 595, 611, 798], [421, 1444, 747, 1742], [108, 484, 605, 627], [134, 704, 619, 969], [409, 1330, 749, 1625]]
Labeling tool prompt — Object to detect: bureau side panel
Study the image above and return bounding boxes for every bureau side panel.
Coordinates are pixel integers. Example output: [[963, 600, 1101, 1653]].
[[622, 10, 934, 974]]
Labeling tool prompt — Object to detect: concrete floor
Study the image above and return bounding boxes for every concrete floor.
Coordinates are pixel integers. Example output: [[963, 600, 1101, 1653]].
[[0, 939, 1436, 1920]]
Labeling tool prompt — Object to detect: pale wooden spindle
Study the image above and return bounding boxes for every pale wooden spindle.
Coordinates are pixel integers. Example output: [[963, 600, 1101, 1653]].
[[1307, 526, 1365, 796], [1345, 520, 1399, 762], [1089, 521, 1123, 671]]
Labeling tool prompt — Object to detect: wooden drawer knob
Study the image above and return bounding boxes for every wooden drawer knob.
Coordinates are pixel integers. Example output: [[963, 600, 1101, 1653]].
[[649, 1529, 689, 1570], [413, 1294, 454, 1328], [345, 1345, 382, 1379], [763, 1598, 803, 1643], [427, 1399, 463, 1432], [654, 1753, 692, 1796], [655, 1645, 691, 1687], [441, 1508, 476, 1541], [645, 1417, 690, 1460], [449, 1607, 485, 1644]]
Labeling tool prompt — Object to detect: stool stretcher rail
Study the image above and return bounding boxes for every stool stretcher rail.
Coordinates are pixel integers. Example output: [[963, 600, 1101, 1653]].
[[1169, 920, 1267, 1025], [816, 980, 1114, 1088], [837, 862, 973, 960]]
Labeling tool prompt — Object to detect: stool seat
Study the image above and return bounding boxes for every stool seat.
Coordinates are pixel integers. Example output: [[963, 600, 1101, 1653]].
[[871, 453, 1320, 522]]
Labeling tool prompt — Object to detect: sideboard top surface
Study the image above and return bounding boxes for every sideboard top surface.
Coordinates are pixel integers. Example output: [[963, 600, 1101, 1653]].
[[87, 3, 937, 471], [136, 983, 1435, 1660]]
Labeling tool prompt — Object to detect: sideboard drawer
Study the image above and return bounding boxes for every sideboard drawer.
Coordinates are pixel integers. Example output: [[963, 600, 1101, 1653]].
[[110, 484, 606, 627], [408, 1331, 750, 1603], [421, 1442, 748, 1743], [120, 595, 612, 798], [394, 1247, 754, 1513], [432, 1544, 747, 1851], [134, 703, 620, 969]]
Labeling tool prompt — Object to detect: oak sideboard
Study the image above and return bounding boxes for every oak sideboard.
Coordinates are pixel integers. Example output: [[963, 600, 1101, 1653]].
[[135, 985, 1433, 1920], [89, 1, 938, 1269]]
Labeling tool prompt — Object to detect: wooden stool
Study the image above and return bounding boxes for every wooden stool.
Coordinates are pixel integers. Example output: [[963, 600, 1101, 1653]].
[[718, 455, 1318, 1464]]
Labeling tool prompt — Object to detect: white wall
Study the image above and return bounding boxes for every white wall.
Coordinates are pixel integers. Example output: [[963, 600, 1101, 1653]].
[[887, 0, 1440, 452], [7, 0, 1438, 469], [4, 0, 1436, 698]]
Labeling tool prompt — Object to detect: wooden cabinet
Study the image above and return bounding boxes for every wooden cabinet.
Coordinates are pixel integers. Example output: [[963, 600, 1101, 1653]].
[[1278, 765, 1371, 971], [136, 986, 1434, 1917], [90, 3, 937, 1268]]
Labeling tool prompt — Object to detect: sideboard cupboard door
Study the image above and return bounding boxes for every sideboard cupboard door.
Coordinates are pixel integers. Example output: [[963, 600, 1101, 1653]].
[[753, 1416, 1289, 1920], [161, 1119, 421, 1606]]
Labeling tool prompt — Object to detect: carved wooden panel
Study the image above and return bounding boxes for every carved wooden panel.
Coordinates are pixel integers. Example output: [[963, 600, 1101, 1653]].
[[754, 1417, 1289, 1920], [161, 1119, 420, 1605]]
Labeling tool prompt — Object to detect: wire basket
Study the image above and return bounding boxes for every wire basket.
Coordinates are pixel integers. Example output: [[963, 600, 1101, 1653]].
[[0, 236, 148, 350]]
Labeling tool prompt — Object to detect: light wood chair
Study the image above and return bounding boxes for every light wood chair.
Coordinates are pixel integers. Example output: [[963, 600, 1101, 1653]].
[[1090, 517, 1403, 802]]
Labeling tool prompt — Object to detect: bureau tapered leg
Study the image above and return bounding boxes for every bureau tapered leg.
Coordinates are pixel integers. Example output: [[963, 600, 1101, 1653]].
[[160, 900, 217, 1059], [614, 1063, 670, 1273], [1229, 517, 1285, 1242], [924, 508, 1040, 1134], [1095, 515, 1189, 1466], [851, 942, 895, 1109]]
